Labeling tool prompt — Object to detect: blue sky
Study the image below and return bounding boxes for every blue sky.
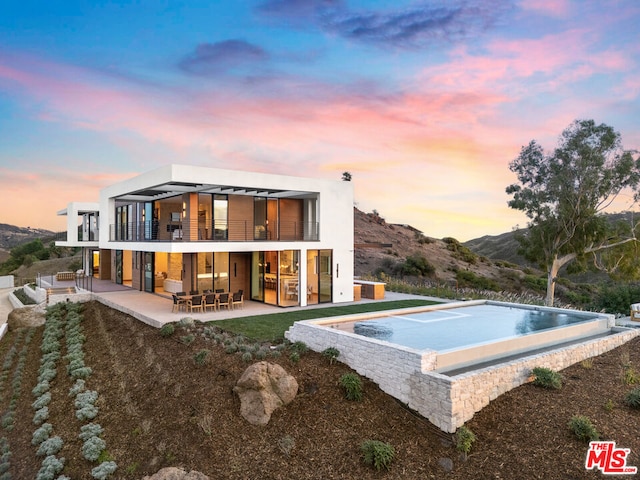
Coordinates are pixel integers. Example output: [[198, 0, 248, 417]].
[[0, 0, 638, 240]]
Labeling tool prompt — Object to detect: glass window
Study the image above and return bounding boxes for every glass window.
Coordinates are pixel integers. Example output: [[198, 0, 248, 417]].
[[214, 194, 228, 240], [279, 250, 299, 306], [254, 198, 266, 239], [198, 194, 213, 240], [214, 252, 229, 292]]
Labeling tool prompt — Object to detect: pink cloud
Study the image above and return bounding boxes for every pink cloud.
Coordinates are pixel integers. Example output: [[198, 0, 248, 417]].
[[519, 0, 572, 17]]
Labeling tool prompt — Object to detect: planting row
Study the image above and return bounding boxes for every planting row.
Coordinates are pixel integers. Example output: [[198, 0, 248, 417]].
[[30, 302, 117, 480]]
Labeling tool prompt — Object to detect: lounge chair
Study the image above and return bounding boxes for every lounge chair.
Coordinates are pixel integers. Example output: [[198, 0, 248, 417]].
[[631, 303, 640, 321]]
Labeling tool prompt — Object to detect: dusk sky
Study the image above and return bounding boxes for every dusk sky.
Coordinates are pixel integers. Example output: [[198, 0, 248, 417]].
[[1, 0, 638, 241]]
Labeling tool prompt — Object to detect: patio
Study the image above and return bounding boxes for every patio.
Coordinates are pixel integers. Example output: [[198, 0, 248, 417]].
[[38, 275, 424, 329]]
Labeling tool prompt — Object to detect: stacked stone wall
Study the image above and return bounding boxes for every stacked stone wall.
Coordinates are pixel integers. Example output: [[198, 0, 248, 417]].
[[286, 321, 639, 433]]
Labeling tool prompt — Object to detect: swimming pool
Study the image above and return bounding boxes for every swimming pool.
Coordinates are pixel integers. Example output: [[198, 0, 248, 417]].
[[328, 303, 598, 352], [285, 299, 634, 432]]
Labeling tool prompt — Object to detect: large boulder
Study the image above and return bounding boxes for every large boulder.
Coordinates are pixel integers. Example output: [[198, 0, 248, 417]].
[[234, 361, 298, 426], [7, 306, 46, 329], [142, 467, 209, 480]]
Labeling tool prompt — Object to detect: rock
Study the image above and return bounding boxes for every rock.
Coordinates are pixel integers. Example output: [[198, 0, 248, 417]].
[[438, 457, 454, 472], [7, 306, 46, 328], [142, 467, 209, 480], [234, 361, 298, 426]]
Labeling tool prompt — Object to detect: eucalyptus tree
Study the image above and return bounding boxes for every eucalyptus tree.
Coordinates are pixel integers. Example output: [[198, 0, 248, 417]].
[[506, 119, 640, 306]]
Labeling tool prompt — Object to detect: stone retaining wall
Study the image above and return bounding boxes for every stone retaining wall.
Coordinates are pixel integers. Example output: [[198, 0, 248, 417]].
[[286, 321, 639, 433]]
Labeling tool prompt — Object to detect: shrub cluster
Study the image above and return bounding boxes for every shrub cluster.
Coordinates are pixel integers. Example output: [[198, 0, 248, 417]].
[[339, 373, 363, 401], [625, 387, 640, 409], [531, 367, 562, 390], [0, 437, 11, 480], [360, 440, 395, 471], [33, 304, 68, 478], [456, 426, 477, 456], [568, 415, 600, 442]]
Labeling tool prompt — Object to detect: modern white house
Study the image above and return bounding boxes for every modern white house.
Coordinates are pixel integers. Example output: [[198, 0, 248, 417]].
[[56, 164, 355, 307]]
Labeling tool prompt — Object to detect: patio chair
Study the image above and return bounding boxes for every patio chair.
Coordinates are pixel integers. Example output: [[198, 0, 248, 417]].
[[218, 292, 231, 310], [188, 295, 204, 313], [215, 289, 225, 293], [232, 291, 244, 310], [176, 291, 186, 297], [204, 293, 217, 312], [189, 290, 200, 296], [631, 303, 640, 321], [172, 294, 187, 313]]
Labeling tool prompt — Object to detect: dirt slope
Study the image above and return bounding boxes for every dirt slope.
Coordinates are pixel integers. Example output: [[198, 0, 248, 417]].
[[3, 301, 639, 479]]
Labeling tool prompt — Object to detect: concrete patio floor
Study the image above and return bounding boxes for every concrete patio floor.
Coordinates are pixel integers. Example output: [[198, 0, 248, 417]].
[[35, 275, 435, 329], [5, 276, 640, 331]]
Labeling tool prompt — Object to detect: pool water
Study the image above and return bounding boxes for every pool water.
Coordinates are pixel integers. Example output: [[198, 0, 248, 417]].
[[342, 304, 596, 351]]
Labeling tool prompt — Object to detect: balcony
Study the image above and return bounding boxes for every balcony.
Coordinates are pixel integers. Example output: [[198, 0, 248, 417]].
[[54, 230, 98, 243], [109, 220, 320, 242]]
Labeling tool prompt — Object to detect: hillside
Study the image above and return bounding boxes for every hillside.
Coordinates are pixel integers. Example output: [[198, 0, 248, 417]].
[[464, 211, 640, 268], [0, 223, 56, 265], [354, 208, 532, 291], [4, 301, 639, 479]]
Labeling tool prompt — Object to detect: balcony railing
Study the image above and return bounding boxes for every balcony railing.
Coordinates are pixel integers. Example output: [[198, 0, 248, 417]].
[[109, 220, 320, 242], [54, 231, 98, 242]]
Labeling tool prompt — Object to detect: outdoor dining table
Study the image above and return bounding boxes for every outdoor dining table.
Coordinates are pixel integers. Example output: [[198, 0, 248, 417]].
[[176, 292, 231, 312]]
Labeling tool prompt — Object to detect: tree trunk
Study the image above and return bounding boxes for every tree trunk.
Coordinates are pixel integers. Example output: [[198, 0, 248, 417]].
[[545, 261, 559, 307]]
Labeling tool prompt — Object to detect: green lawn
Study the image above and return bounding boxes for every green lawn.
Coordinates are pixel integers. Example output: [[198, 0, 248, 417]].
[[210, 299, 440, 342]]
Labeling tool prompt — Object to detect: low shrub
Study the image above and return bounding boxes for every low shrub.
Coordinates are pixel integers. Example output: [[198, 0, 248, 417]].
[[290, 341, 308, 355], [33, 407, 49, 425], [625, 387, 640, 409], [82, 436, 107, 462], [91, 460, 117, 480], [456, 425, 476, 456], [36, 454, 65, 480], [289, 352, 300, 364], [32, 393, 52, 410], [159, 324, 175, 337], [193, 350, 210, 366], [322, 347, 340, 365], [79, 423, 104, 441], [622, 365, 640, 385], [569, 415, 599, 442], [36, 436, 63, 457], [32, 381, 50, 398], [531, 367, 562, 390], [32, 423, 53, 446], [361, 440, 395, 471], [180, 334, 195, 346], [69, 379, 86, 397], [339, 373, 363, 401]]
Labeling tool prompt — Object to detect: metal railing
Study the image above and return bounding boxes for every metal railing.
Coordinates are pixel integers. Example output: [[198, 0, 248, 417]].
[[109, 220, 320, 242], [54, 231, 98, 242]]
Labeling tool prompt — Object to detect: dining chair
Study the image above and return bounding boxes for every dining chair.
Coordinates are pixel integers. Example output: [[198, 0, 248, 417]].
[[172, 294, 187, 313], [231, 291, 244, 310], [176, 291, 186, 297], [189, 290, 199, 296], [189, 294, 204, 313], [218, 292, 231, 310], [204, 293, 217, 312]]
